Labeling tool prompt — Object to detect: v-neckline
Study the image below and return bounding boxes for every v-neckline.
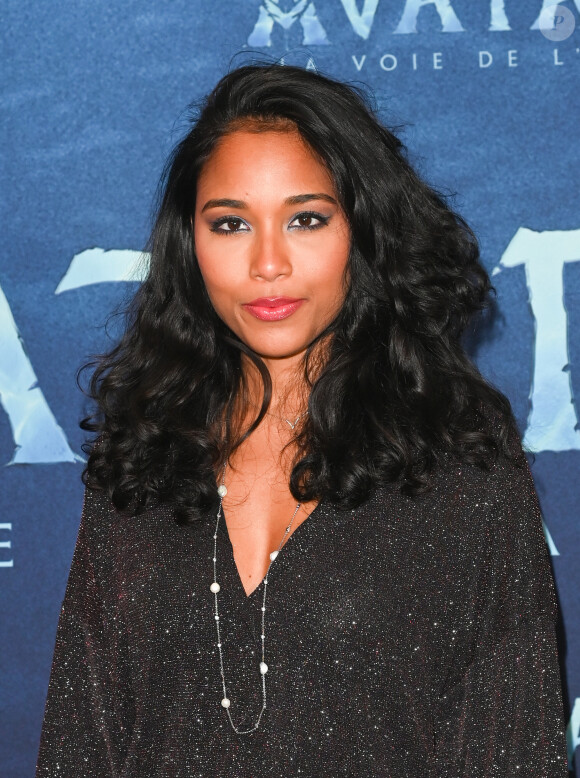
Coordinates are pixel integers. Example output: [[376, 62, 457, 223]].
[[218, 501, 323, 600]]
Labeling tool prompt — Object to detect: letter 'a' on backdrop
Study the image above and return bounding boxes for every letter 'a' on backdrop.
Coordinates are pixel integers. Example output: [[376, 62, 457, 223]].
[[0, 1, 579, 774]]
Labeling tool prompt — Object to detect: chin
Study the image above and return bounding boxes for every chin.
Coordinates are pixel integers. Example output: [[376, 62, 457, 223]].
[[250, 345, 310, 361], [239, 334, 313, 362]]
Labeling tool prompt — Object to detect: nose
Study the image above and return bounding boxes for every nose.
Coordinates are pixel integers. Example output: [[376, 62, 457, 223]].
[[249, 227, 292, 282]]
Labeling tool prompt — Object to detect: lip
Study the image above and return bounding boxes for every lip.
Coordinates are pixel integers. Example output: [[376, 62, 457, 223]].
[[242, 297, 305, 321]]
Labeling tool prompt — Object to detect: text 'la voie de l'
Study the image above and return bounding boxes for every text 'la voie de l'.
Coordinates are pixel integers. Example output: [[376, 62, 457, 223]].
[[351, 47, 573, 71]]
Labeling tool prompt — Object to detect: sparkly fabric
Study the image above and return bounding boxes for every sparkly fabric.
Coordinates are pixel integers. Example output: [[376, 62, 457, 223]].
[[37, 450, 567, 776]]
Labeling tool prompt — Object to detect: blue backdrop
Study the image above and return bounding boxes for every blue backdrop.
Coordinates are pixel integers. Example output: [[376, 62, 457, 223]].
[[1, 1, 579, 775]]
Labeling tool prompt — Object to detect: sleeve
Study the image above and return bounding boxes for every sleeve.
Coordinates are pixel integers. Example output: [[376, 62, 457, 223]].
[[433, 454, 568, 777], [36, 489, 134, 778]]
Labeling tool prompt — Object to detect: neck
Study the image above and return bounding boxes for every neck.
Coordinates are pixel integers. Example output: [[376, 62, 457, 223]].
[[240, 353, 308, 420]]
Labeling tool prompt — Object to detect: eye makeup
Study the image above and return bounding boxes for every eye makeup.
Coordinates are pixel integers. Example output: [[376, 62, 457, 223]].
[[209, 211, 332, 236]]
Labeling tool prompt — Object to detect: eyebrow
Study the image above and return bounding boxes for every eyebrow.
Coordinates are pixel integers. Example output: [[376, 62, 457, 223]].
[[200, 193, 338, 213]]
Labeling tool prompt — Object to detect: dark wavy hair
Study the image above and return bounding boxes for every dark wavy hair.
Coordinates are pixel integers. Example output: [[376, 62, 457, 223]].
[[81, 63, 516, 524]]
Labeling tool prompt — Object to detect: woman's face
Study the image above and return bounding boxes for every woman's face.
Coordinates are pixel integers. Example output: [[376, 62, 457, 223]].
[[194, 128, 350, 364]]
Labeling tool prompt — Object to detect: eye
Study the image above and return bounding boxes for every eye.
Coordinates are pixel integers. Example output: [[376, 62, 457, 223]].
[[210, 217, 250, 234], [289, 211, 329, 230]]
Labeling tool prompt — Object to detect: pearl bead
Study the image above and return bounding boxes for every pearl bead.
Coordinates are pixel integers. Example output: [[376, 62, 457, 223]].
[[212, 465, 302, 733]]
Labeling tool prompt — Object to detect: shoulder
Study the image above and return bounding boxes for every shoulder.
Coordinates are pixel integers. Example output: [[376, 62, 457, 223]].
[[429, 445, 546, 563], [432, 447, 556, 621], [80, 485, 125, 540], [372, 441, 551, 592], [372, 440, 538, 537], [79, 485, 185, 573], [370, 444, 557, 634]]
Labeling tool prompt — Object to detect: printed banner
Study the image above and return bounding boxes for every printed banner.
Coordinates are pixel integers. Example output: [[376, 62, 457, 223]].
[[1, 1, 578, 774]]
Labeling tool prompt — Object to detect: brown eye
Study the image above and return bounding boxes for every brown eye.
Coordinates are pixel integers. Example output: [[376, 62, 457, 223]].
[[211, 217, 249, 234], [224, 218, 243, 232], [290, 212, 328, 230]]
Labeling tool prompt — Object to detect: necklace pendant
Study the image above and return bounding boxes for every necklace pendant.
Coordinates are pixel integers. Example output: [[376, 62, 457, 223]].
[[284, 415, 301, 430]]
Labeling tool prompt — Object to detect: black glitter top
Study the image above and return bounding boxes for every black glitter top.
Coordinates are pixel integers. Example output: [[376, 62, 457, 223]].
[[36, 450, 568, 776]]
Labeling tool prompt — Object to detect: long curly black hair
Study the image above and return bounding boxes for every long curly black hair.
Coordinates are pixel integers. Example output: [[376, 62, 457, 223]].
[[80, 63, 516, 524]]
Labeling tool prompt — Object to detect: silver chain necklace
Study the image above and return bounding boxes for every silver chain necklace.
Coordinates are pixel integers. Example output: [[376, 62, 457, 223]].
[[249, 405, 308, 431], [278, 410, 308, 430], [211, 465, 301, 734]]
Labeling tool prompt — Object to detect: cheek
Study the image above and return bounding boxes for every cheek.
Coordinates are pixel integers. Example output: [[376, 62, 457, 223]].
[[194, 257, 230, 327], [196, 265, 235, 322], [194, 233, 239, 303], [315, 241, 350, 302]]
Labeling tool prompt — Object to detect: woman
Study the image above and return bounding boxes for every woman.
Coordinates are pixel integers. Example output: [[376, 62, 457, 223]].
[[36, 64, 567, 776]]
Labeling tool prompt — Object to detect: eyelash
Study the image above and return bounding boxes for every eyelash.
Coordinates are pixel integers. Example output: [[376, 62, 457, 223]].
[[209, 211, 330, 235]]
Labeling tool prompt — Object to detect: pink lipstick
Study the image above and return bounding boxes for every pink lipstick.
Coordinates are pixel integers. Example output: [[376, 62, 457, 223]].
[[242, 297, 304, 321]]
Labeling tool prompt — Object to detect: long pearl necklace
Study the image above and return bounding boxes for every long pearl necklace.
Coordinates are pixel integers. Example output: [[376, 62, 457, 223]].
[[211, 466, 301, 734]]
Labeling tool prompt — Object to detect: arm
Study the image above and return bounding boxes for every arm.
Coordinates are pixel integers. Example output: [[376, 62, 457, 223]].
[[433, 454, 568, 776], [36, 488, 133, 777]]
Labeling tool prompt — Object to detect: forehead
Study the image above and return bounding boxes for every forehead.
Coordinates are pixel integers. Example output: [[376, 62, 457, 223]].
[[196, 129, 336, 199]]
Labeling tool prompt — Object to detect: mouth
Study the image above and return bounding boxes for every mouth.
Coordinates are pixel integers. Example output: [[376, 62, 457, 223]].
[[242, 297, 305, 322]]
